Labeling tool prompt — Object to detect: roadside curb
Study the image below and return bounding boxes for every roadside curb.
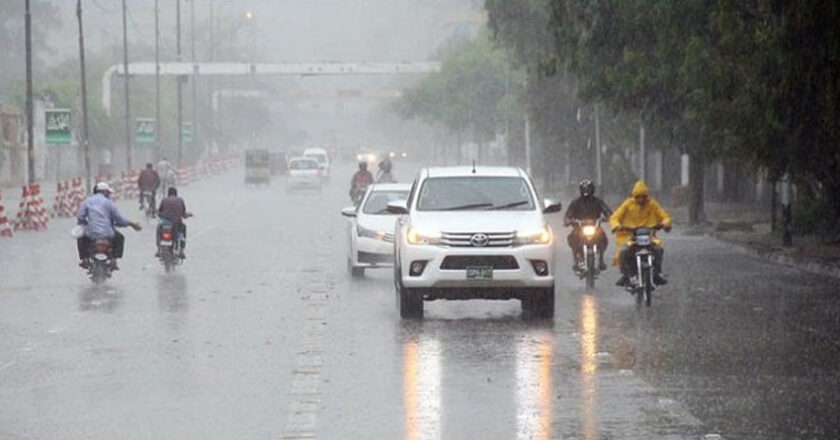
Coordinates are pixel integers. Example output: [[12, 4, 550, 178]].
[[710, 234, 840, 280]]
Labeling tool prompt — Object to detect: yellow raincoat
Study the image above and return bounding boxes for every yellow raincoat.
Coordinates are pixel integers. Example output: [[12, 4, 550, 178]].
[[609, 182, 672, 265]]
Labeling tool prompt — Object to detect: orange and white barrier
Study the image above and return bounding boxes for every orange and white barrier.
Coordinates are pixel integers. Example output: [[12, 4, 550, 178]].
[[13, 183, 49, 231], [0, 191, 12, 237], [121, 169, 140, 201]]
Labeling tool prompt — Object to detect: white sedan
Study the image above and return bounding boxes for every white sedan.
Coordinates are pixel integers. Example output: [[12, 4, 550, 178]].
[[341, 183, 411, 278], [285, 157, 322, 191]]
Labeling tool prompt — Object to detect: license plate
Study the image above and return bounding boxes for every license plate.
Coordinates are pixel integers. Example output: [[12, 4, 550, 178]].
[[466, 266, 493, 280], [160, 241, 172, 246]]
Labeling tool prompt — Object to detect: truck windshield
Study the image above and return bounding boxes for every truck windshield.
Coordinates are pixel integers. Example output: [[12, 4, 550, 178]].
[[416, 177, 535, 211]]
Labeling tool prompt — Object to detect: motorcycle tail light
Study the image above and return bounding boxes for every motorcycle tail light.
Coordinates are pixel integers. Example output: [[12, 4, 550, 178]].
[[162, 232, 173, 241]]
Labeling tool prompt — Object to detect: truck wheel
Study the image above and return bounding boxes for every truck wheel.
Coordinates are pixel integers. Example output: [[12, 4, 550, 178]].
[[398, 284, 423, 319], [522, 287, 554, 319]]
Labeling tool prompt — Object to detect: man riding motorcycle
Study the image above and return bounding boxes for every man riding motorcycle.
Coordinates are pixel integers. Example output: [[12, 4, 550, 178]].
[[137, 163, 161, 211], [377, 157, 395, 183], [76, 182, 142, 270], [349, 161, 374, 202], [156, 187, 189, 259], [157, 156, 176, 197], [564, 179, 612, 271], [609, 181, 672, 287]]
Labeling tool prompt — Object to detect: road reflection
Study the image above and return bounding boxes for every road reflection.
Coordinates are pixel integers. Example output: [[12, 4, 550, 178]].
[[515, 330, 554, 440], [157, 273, 189, 313], [580, 294, 599, 440], [402, 317, 556, 440], [78, 284, 123, 312], [403, 332, 442, 440]]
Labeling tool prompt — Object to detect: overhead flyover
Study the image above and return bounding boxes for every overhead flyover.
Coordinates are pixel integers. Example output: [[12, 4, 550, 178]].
[[102, 61, 441, 116]]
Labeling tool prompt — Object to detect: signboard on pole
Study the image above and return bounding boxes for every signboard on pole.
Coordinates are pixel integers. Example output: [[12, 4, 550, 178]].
[[136, 118, 155, 144], [181, 121, 193, 143], [45, 109, 71, 145]]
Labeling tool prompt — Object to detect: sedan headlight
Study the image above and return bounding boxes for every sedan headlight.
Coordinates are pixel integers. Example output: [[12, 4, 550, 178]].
[[357, 224, 386, 241], [515, 226, 552, 245], [406, 227, 441, 245]]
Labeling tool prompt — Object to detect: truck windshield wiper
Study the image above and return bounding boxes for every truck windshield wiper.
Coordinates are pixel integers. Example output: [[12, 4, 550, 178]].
[[440, 202, 494, 211], [488, 200, 530, 210]]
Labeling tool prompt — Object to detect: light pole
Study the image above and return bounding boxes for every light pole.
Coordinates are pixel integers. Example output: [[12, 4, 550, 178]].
[[121, 0, 132, 170], [77, 0, 91, 192], [190, 0, 197, 158], [176, 0, 183, 164], [25, 0, 35, 184], [155, 0, 160, 160]]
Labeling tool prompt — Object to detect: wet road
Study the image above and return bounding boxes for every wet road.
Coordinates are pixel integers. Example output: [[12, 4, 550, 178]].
[[1, 164, 838, 439]]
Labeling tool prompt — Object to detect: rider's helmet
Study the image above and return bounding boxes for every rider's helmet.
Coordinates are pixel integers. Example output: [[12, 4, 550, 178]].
[[146, 163, 154, 170], [168, 187, 178, 196], [358, 161, 368, 171], [579, 179, 595, 197], [94, 182, 112, 196]]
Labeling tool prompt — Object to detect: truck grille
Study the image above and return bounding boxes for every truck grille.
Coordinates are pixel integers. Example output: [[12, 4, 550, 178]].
[[440, 255, 519, 270], [440, 231, 515, 248]]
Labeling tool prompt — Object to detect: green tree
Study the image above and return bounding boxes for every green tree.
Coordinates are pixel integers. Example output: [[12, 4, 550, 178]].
[[397, 32, 523, 161]]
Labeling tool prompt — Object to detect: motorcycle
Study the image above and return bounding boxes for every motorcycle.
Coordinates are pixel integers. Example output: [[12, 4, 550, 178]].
[[572, 219, 603, 289], [140, 190, 156, 219], [623, 225, 663, 307], [350, 183, 369, 204], [157, 214, 191, 272], [87, 238, 114, 283]]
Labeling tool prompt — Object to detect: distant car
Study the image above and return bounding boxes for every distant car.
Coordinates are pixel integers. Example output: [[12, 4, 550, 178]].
[[390, 166, 563, 319], [387, 151, 409, 160], [356, 149, 378, 166], [285, 157, 322, 191], [341, 183, 411, 278], [303, 148, 331, 180]]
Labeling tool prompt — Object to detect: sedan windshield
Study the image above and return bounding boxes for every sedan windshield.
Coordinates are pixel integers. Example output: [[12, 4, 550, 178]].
[[290, 160, 318, 170], [363, 190, 409, 214], [416, 177, 535, 211]]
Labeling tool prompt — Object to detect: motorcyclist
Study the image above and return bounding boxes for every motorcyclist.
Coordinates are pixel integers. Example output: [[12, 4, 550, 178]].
[[377, 157, 395, 183], [137, 163, 161, 211], [157, 187, 190, 259], [76, 182, 142, 270], [349, 161, 374, 202], [609, 181, 672, 287], [564, 179, 612, 271], [157, 156, 176, 196]]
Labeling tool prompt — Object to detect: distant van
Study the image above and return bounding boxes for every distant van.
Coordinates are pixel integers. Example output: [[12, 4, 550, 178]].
[[303, 148, 330, 179]]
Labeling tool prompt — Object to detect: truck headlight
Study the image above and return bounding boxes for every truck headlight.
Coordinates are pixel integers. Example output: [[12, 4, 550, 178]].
[[406, 227, 441, 245], [515, 226, 552, 245]]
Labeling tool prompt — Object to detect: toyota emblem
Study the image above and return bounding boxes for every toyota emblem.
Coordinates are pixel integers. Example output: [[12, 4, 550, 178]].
[[470, 233, 490, 247]]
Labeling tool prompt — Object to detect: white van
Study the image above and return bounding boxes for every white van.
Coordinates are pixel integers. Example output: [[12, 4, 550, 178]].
[[303, 148, 330, 180]]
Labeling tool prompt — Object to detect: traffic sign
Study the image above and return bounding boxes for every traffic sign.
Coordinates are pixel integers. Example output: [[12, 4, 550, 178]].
[[182, 121, 193, 143], [45, 109, 71, 145], [136, 118, 155, 144]]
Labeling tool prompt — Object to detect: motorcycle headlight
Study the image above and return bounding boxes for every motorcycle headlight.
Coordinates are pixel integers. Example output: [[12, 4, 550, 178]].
[[406, 227, 441, 245], [582, 225, 597, 237], [515, 226, 552, 245]]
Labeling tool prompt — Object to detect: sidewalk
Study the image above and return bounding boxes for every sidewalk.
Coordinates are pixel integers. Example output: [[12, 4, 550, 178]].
[[668, 201, 840, 280]]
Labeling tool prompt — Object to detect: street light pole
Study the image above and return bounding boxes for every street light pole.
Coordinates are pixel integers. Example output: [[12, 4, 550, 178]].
[[24, 0, 35, 184], [176, 0, 183, 165], [77, 0, 91, 192], [154, 0, 160, 160], [121, 0, 132, 170], [190, 0, 197, 157], [594, 104, 602, 187]]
